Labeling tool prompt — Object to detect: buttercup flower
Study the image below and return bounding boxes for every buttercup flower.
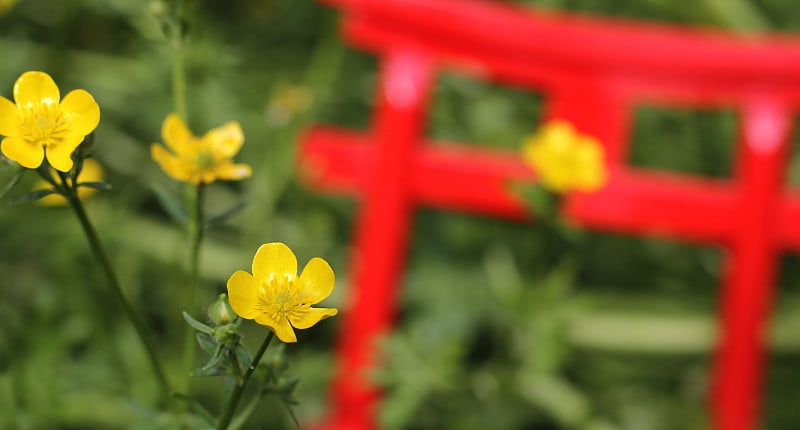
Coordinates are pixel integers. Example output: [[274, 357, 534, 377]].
[[35, 158, 104, 206], [227, 242, 337, 343], [151, 113, 252, 185], [521, 119, 607, 193], [0, 0, 17, 15], [0, 71, 100, 172]]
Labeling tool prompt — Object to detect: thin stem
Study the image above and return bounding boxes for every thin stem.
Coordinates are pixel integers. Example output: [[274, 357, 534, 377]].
[[188, 183, 204, 312], [229, 347, 243, 381], [182, 183, 205, 390], [171, 0, 187, 120], [216, 332, 275, 430], [65, 187, 171, 397]]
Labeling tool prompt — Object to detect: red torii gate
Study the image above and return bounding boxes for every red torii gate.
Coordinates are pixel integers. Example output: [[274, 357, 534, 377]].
[[298, 0, 800, 428]]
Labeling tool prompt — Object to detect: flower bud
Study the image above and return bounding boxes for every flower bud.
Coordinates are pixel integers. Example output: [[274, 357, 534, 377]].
[[213, 323, 241, 348], [208, 293, 236, 326]]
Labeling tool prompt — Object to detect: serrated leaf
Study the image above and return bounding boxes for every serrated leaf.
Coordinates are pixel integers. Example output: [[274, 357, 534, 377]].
[[206, 202, 247, 227], [183, 311, 213, 334], [78, 181, 112, 191], [151, 183, 188, 226], [10, 188, 59, 205]]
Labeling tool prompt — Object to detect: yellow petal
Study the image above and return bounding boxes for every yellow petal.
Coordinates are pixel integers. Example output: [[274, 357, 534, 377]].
[[255, 314, 297, 343], [227, 270, 263, 320], [151, 143, 191, 182], [213, 162, 252, 182], [161, 113, 194, 155], [296, 257, 335, 305], [252, 242, 297, 281], [1, 136, 44, 168], [205, 121, 244, 159], [61, 89, 100, 136], [14, 71, 59, 108], [289, 307, 338, 330], [0, 96, 20, 136], [46, 133, 85, 172], [196, 170, 214, 185], [543, 120, 575, 146]]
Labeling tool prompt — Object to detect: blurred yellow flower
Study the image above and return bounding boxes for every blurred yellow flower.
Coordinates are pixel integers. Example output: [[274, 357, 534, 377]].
[[521, 120, 607, 193], [35, 158, 104, 206], [151, 113, 252, 185], [227, 242, 338, 343], [265, 84, 313, 126], [0, 71, 100, 172], [0, 0, 17, 15]]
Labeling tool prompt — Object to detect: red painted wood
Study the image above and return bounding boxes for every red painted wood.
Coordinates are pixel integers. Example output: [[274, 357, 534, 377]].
[[299, 0, 800, 428]]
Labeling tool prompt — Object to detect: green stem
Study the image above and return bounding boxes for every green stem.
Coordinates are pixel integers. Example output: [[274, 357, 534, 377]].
[[182, 183, 204, 389], [171, 0, 187, 120], [66, 188, 171, 397], [216, 332, 275, 430], [188, 183, 204, 311]]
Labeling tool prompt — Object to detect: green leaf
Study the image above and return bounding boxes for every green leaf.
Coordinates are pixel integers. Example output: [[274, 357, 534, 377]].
[[0, 167, 24, 201], [227, 394, 261, 430], [10, 188, 59, 205], [206, 202, 247, 227], [77, 181, 112, 191], [151, 183, 188, 225], [512, 180, 567, 222], [183, 311, 213, 334], [172, 392, 215, 426], [192, 352, 229, 377], [235, 344, 252, 370], [196, 332, 217, 355]]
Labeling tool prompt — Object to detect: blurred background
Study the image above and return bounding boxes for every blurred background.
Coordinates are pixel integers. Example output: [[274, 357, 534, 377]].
[[2, 0, 800, 428]]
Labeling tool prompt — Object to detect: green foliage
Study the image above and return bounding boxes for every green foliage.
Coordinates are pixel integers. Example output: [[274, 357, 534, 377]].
[[2, 0, 800, 429]]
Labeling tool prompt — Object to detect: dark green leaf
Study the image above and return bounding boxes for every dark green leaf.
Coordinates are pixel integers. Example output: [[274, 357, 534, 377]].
[[228, 395, 261, 430], [0, 167, 24, 201], [196, 332, 217, 355], [78, 181, 112, 191], [183, 311, 213, 334], [206, 202, 247, 227], [172, 392, 215, 425], [151, 183, 188, 226], [510, 181, 561, 222], [235, 344, 252, 370], [192, 352, 228, 377], [10, 188, 59, 205]]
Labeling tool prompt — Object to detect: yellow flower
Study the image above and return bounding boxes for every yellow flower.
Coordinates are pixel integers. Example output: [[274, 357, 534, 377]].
[[265, 84, 313, 126], [35, 158, 104, 206], [227, 242, 338, 343], [150, 113, 252, 185], [0, 71, 100, 172], [521, 119, 607, 193], [0, 0, 18, 15]]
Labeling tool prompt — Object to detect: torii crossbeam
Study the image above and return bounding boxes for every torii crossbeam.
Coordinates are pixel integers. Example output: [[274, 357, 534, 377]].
[[299, 0, 800, 428]]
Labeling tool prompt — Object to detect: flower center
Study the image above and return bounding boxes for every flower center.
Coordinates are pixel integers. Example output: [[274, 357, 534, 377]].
[[195, 151, 216, 170], [19, 102, 69, 149], [258, 273, 308, 322]]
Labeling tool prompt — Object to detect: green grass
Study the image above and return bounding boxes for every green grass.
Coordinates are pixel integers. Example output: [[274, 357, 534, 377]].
[[2, 0, 800, 428]]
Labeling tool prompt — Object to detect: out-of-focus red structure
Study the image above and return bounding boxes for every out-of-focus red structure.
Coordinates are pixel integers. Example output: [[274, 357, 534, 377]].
[[299, 0, 800, 428]]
